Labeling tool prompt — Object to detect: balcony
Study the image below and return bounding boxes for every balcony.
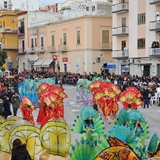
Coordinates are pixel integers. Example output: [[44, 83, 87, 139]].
[[2, 44, 18, 50], [18, 48, 26, 54], [18, 27, 25, 36], [0, 27, 18, 33], [149, 21, 160, 31], [149, 0, 160, 5], [112, 2, 129, 13], [35, 46, 45, 53], [27, 47, 35, 53], [99, 43, 112, 50], [112, 26, 129, 36], [112, 50, 129, 59], [47, 46, 56, 53], [149, 47, 160, 57], [58, 44, 68, 52]]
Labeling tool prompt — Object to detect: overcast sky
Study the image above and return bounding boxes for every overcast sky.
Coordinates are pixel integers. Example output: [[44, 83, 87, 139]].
[[39, 0, 65, 7]]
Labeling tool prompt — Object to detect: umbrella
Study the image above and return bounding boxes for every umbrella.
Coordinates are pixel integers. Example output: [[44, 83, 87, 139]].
[[147, 133, 159, 154], [0, 116, 5, 125], [88, 80, 102, 90], [40, 118, 71, 157], [9, 119, 41, 159], [7, 116, 22, 121], [0, 120, 17, 152], [126, 87, 142, 98], [19, 96, 36, 110], [80, 106, 98, 121], [37, 82, 50, 94]]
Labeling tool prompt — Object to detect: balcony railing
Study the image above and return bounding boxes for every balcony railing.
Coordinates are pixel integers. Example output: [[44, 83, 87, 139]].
[[58, 44, 68, 51], [2, 44, 18, 50], [112, 26, 129, 36], [112, 50, 129, 59], [99, 43, 112, 50], [27, 47, 35, 53], [149, 21, 160, 31], [47, 46, 56, 52], [149, 0, 160, 5], [0, 27, 18, 33], [35, 46, 45, 53], [149, 47, 160, 56], [18, 48, 26, 54], [112, 2, 129, 13]]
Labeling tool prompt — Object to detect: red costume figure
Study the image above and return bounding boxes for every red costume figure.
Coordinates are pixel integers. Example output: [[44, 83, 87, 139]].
[[36, 105, 43, 123], [21, 106, 35, 125], [54, 105, 64, 118]]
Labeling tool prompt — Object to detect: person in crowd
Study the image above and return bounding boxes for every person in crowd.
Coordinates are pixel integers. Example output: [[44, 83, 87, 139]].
[[11, 92, 20, 116], [141, 84, 150, 108], [3, 96, 12, 119], [156, 83, 160, 106], [156, 14, 160, 21], [11, 138, 31, 160]]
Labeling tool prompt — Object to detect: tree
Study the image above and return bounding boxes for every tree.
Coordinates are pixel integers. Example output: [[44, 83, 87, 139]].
[[0, 48, 7, 68]]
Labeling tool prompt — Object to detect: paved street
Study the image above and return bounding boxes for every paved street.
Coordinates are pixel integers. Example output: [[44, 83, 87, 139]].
[[16, 85, 160, 144]]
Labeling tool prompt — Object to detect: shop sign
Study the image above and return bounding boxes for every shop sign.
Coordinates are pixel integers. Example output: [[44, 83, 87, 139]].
[[7, 62, 13, 67], [62, 57, 68, 62]]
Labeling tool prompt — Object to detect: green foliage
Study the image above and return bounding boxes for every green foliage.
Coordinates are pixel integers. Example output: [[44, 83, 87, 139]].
[[0, 48, 7, 68]]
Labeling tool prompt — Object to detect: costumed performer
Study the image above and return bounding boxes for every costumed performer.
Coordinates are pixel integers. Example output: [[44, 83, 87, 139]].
[[21, 105, 35, 125], [71, 106, 105, 142], [76, 82, 84, 102]]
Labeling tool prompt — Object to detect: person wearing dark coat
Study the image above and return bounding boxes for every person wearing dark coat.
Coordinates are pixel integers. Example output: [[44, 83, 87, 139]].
[[3, 96, 12, 119], [7, 88, 13, 103], [11, 138, 31, 160]]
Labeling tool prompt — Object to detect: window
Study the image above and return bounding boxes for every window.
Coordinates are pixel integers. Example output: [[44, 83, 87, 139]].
[[86, 7, 89, 11], [4, 1, 7, 4], [122, 17, 126, 27], [77, 31, 80, 44], [102, 30, 109, 43], [52, 35, 55, 46], [63, 33, 67, 45], [41, 37, 44, 47], [22, 40, 25, 51], [31, 38, 34, 48], [92, 6, 95, 11], [137, 38, 145, 49], [35, 38, 36, 46], [138, 13, 145, 25], [23, 63, 25, 70], [4, 5, 7, 8], [122, 41, 126, 50]]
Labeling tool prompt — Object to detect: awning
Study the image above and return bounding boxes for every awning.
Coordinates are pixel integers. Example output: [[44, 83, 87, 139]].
[[34, 59, 46, 67], [41, 58, 53, 67], [134, 63, 152, 65]]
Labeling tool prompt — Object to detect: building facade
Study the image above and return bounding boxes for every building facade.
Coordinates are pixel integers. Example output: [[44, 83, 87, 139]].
[[17, 1, 114, 74], [0, 0, 39, 11], [28, 16, 113, 74], [0, 10, 18, 69], [112, 0, 160, 77]]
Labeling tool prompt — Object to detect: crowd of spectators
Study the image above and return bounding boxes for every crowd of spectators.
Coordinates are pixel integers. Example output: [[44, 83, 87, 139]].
[[0, 70, 160, 109]]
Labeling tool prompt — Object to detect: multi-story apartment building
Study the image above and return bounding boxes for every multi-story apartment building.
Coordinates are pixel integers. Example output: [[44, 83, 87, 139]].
[[0, 0, 39, 11], [21, 2, 113, 74], [112, 0, 160, 77], [0, 10, 18, 69]]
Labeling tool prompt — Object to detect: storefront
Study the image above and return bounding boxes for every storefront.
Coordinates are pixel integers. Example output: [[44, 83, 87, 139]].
[[121, 65, 129, 75]]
